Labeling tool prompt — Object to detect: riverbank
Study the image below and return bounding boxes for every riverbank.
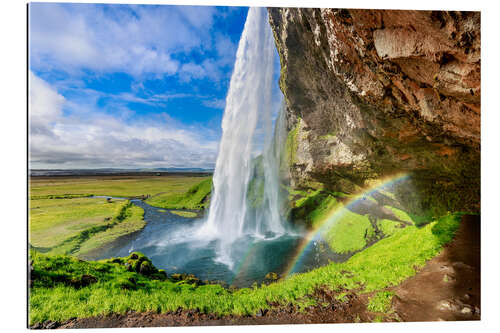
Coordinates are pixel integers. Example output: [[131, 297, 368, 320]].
[[53, 213, 480, 329], [29, 212, 478, 327], [29, 175, 211, 258]]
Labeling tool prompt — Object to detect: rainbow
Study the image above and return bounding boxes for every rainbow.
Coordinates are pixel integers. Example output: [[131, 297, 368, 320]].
[[281, 172, 411, 278]]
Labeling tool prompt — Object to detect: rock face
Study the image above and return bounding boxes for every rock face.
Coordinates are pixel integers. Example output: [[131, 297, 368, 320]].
[[268, 8, 480, 214]]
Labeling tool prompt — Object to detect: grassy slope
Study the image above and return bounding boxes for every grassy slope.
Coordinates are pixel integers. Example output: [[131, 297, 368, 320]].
[[292, 191, 403, 254], [29, 175, 211, 256], [29, 213, 464, 324], [367, 291, 395, 313], [145, 178, 212, 210], [30, 176, 210, 198], [29, 198, 127, 248], [76, 204, 145, 257], [32, 201, 145, 257]]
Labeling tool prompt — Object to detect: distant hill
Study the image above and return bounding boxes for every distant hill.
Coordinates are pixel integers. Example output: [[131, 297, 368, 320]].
[[29, 168, 214, 177]]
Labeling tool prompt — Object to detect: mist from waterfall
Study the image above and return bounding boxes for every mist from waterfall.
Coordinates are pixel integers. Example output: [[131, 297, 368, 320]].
[[199, 7, 288, 268]]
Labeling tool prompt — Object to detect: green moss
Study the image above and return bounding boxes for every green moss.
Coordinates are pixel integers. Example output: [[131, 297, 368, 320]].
[[431, 213, 464, 244], [376, 219, 400, 237], [384, 206, 413, 224], [318, 132, 337, 140], [291, 191, 339, 228], [285, 119, 300, 166], [323, 209, 374, 253], [146, 178, 212, 210], [293, 191, 375, 253], [367, 291, 394, 313], [335, 292, 348, 302], [295, 190, 321, 208]]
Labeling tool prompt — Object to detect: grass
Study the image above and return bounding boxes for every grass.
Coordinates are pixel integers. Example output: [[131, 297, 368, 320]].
[[290, 187, 427, 254], [40, 201, 145, 257], [30, 175, 211, 198], [29, 175, 211, 256], [76, 203, 145, 257], [146, 178, 212, 210], [170, 210, 198, 218], [29, 197, 127, 248], [291, 191, 372, 253], [29, 212, 465, 325], [323, 209, 374, 253], [367, 291, 394, 313]]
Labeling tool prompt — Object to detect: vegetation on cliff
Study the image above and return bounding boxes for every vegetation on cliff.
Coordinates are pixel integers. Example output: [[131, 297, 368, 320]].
[[268, 8, 480, 214]]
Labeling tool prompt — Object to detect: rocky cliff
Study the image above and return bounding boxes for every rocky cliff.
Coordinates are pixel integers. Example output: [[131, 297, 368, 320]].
[[268, 8, 480, 215]]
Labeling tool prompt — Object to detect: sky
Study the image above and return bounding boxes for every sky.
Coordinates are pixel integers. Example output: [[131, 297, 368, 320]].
[[29, 2, 280, 170]]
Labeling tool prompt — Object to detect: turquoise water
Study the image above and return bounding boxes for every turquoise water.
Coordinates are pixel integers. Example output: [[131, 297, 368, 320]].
[[94, 199, 347, 287]]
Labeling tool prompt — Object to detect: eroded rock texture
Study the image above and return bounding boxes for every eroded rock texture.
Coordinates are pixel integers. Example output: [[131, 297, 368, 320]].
[[268, 8, 480, 213]]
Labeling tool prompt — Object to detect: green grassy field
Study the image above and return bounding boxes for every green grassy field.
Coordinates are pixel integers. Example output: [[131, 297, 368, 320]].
[[29, 175, 212, 258], [145, 178, 212, 209], [29, 197, 128, 249], [30, 199, 145, 257], [30, 175, 211, 198], [28, 174, 468, 325], [29, 212, 464, 324]]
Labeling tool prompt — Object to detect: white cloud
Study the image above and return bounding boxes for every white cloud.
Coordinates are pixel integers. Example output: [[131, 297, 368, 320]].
[[215, 33, 238, 66], [29, 71, 65, 136], [29, 73, 219, 169], [29, 3, 221, 78], [202, 98, 226, 109]]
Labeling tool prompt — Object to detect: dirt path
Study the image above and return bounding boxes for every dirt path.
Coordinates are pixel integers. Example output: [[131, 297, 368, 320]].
[[37, 215, 479, 329], [392, 214, 480, 321]]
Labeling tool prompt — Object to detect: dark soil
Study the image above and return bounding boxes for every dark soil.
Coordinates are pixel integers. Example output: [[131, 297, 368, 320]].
[[33, 214, 480, 329], [51, 289, 370, 329], [391, 214, 480, 321]]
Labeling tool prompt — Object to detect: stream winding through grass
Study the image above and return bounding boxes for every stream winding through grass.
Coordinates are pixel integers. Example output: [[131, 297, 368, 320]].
[[92, 198, 350, 288]]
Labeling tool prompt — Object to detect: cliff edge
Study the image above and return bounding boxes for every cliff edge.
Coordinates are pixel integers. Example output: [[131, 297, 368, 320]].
[[268, 8, 480, 214]]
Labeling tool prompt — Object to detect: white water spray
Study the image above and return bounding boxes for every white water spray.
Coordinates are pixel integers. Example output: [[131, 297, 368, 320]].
[[199, 7, 288, 267]]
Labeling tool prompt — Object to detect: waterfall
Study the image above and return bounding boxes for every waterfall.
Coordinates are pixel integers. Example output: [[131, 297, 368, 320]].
[[199, 7, 287, 268]]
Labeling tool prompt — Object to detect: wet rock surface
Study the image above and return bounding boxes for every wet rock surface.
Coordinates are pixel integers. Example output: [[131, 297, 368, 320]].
[[267, 8, 480, 213]]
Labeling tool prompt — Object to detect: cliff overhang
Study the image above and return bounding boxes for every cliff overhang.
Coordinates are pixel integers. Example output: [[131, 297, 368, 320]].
[[268, 8, 480, 215]]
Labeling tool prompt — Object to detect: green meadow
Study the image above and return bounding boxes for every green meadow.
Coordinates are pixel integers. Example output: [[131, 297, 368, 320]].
[[29, 175, 211, 258], [29, 212, 464, 324], [28, 174, 468, 325], [30, 175, 211, 198]]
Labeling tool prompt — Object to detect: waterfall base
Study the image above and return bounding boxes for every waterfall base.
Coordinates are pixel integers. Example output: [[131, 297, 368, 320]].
[[93, 200, 342, 288]]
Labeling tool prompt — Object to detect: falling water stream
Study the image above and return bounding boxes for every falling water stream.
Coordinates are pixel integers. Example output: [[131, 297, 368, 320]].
[[93, 8, 340, 287], [199, 7, 286, 268]]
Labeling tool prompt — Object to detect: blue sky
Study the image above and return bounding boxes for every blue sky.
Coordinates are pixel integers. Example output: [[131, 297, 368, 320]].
[[29, 3, 280, 169]]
